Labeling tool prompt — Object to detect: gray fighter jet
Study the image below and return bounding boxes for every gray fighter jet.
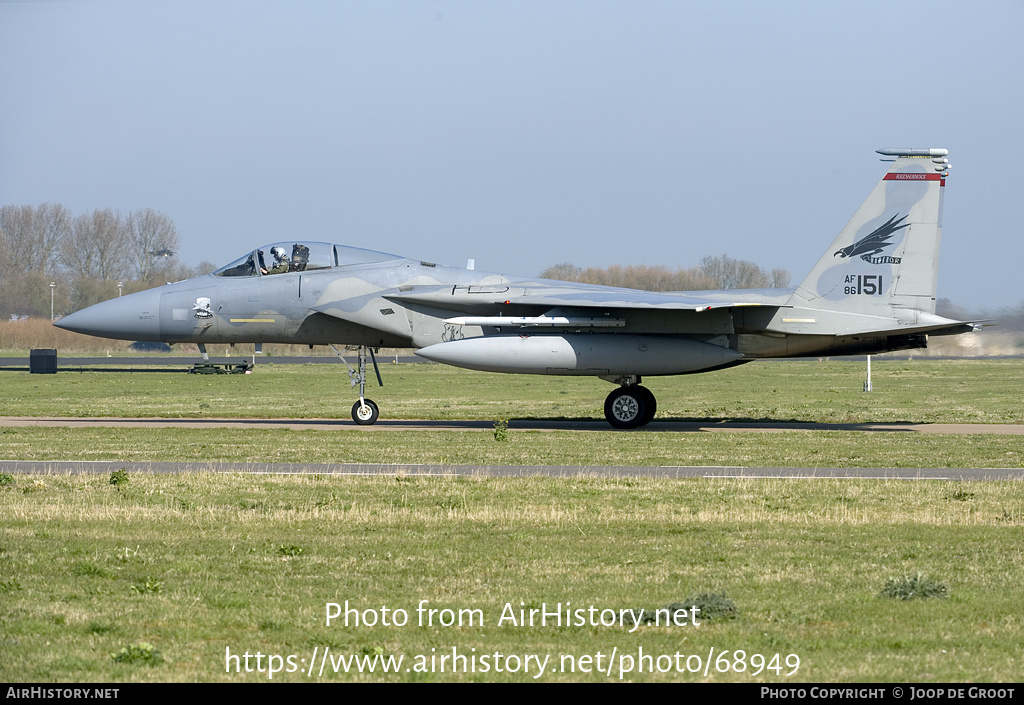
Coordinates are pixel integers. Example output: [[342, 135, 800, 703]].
[[55, 148, 977, 428]]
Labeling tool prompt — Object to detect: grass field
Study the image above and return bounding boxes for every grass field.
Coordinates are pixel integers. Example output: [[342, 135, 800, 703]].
[[1, 358, 1022, 682], [1, 472, 1022, 682], [0, 358, 1021, 469], [2, 426, 1023, 470]]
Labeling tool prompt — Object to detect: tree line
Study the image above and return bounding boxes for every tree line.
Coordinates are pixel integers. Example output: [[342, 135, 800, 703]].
[[540, 255, 791, 291], [0, 204, 214, 319]]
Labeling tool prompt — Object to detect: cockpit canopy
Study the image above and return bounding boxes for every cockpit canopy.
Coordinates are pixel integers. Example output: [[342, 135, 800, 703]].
[[214, 242, 399, 277]]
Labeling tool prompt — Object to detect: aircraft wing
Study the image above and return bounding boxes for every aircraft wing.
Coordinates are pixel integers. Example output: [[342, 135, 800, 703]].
[[384, 284, 772, 313]]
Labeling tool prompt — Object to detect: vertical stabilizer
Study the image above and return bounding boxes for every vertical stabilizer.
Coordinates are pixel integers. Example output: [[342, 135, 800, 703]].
[[789, 148, 949, 316]]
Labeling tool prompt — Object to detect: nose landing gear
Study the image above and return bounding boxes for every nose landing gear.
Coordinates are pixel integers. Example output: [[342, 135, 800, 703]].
[[331, 344, 383, 425]]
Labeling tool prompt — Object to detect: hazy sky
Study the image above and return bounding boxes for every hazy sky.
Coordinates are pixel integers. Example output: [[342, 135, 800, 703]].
[[2, 1, 1021, 309]]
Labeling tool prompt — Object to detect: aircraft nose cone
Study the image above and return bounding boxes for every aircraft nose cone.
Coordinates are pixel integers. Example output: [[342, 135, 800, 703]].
[[54, 288, 163, 342]]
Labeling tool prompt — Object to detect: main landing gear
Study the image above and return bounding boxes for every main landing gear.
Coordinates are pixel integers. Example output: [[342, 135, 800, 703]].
[[602, 377, 657, 429], [331, 344, 383, 425]]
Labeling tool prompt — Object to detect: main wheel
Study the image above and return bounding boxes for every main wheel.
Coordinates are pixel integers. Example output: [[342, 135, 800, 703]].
[[604, 386, 653, 429], [633, 385, 657, 426], [351, 399, 379, 425]]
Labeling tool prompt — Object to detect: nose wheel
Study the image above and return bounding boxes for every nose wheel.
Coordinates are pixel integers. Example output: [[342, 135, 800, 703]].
[[604, 385, 657, 429], [351, 398, 379, 425], [331, 344, 384, 425]]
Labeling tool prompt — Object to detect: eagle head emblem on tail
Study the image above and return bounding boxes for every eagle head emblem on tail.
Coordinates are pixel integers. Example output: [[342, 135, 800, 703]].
[[834, 213, 909, 259]]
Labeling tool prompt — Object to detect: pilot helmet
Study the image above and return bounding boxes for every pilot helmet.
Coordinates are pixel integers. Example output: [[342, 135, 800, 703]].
[[271, 246, 286, 259]]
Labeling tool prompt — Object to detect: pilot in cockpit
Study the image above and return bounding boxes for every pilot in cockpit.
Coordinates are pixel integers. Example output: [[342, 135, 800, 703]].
[[267, 246, 291, 275]]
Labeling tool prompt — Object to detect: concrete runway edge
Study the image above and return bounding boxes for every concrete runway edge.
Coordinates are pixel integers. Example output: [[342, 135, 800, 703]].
[[1, 416, 1023, 434]]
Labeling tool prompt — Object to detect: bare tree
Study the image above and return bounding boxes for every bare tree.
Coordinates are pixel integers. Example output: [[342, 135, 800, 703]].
[[0, 203, 71, 274], [770, 267, 791, 288], [62, 209, 130, 281], [539, 256, 790, 291], [540, 262, 583, 281], [0, 205, 27, 273], [697, 254, 788, 289], [36, 203, 72, 274], [126, 208, 180, 283]]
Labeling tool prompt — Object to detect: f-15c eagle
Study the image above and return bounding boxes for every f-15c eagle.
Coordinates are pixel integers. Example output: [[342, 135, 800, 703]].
[[56, 148, 976, 428]]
